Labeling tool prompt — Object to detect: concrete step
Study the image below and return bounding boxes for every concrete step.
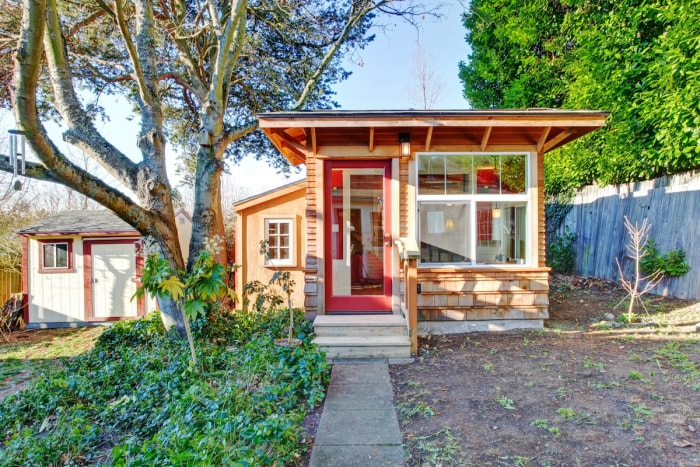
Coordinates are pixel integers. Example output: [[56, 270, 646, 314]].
[[313, 315, 411, 359], [313, 335, 411, 359], [314, 314, 407, 337], [314, 336, 412, 359]]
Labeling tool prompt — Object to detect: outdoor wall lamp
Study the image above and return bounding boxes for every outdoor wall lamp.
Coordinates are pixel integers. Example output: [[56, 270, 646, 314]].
[[492, 208, 502, 219], [399, 132, 411, 158]]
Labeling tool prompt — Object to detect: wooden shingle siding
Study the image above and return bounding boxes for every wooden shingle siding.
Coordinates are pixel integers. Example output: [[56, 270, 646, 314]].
[[537, 152, 547, 267], [415, 268, 549, 322], [303, 157, 318, 315], [399, 158, 409, 237]]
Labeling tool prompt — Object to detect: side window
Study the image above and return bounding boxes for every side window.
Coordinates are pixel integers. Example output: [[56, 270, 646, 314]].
[[39, 240, 73, 272], [264, 218, 294, 267]]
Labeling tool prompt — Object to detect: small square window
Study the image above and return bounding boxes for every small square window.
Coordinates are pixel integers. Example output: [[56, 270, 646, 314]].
[[39, 240, 73, 272], [264, 218, 295, 267]]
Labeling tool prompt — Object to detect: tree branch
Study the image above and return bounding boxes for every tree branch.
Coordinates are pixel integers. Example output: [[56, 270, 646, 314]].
[[0, 155, 67, 186], [13, 0, 157, 236], [216, 120, 258, 155], [292, 1, 373, 110], [42, 0, 141, 192]]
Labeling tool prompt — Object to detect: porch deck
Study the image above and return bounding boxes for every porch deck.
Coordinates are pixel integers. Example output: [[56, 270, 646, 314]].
[[313, 314, 411, 360]]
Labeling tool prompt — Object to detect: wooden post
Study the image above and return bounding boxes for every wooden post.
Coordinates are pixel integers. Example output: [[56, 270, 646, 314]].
[[407, 257, 418, 356], [398, 237, 420, 357]]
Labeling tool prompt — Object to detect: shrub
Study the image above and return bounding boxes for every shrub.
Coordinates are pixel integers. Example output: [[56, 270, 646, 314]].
[[0, 309, 329, 466], [547, 225, 577, 274], [640, 238, 691, 278]]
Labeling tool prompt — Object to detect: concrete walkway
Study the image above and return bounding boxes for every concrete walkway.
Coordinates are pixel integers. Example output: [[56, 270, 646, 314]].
[[308, 362, 404, 467]]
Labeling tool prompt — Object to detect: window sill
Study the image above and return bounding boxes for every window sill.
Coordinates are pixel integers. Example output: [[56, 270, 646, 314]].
[[38, 267, 76, 274]]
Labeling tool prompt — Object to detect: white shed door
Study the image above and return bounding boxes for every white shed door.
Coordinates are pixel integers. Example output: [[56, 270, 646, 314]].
[[92, 243, 138, 318]]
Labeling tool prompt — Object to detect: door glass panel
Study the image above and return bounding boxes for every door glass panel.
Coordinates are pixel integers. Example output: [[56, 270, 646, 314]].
[[331, 168, 385, 296]]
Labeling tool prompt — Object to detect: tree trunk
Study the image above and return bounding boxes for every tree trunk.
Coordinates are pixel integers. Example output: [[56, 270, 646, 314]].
[[188, 146, 227, 269]]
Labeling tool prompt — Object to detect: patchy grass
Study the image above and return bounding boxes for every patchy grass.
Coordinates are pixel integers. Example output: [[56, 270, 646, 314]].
[[0, 327, 103, 391]]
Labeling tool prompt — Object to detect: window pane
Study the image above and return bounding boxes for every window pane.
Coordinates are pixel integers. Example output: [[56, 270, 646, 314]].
[[419, 203, 471, 264], [500, 155, 527, 194], [279, 247, 290, 260], [56, 244, 68, 268], [417, 154, 445, 194], [43, 244, 55, 268], [445, 154, 473, 194], [279, 235, 289, 248], [477, 202, 527, 264], [474, 155, 499, 194], [268, 222, 279, 235], [279, 222, 289, 235], [268, 235, 278, 248]]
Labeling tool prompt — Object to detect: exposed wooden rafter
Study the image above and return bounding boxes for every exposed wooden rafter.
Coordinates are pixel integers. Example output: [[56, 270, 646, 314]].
[[269, 128, 309, 165], [536, 126, 552, 153], [369, 127, 375, 152], [542, 128, 574, 153], [311, 127, 317, 156], [480, 126, 492, 151], [425, 127, 433, 152]]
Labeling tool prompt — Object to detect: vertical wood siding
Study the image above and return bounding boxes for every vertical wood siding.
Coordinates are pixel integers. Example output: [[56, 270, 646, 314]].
[[0, 270, 21, 304], [561, 171, 700, 299]]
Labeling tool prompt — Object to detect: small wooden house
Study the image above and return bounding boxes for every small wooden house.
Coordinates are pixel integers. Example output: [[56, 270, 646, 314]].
[[233, 181, 307, 309], [252, 110, 607, 358], [18, 209, 192, 328]]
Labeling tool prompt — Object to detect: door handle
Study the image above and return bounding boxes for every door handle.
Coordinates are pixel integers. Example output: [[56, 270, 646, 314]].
[[384, 232, 392, 247]]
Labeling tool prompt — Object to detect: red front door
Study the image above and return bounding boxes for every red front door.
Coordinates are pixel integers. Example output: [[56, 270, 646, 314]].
[[324, 160, 392, 312]]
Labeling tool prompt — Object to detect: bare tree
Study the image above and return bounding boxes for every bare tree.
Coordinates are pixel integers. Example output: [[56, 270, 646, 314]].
[[407, 45, 443, 109], [615, 216, 663, 323]]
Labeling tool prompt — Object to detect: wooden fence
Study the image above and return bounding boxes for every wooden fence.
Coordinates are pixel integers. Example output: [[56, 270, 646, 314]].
[[0, 270, 21, 305], [559, 170, 700, 300]]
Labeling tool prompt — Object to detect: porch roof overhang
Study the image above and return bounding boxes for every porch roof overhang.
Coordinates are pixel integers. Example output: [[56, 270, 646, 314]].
[[257, 109, 609, 166]]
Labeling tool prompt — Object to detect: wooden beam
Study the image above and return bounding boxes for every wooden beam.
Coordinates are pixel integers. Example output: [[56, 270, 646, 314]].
[[271, 128, 311, 159], [425, 127, 433, 152], [480, 126, 492, 151], [258, 114, 608, 129], [315, 143, 539, 158], [268, 130, 307, 165], [536, 126, 551, 153], [311, 127, 317, 156], [369, 127, 375, 153], [542, 128, 575, 153]]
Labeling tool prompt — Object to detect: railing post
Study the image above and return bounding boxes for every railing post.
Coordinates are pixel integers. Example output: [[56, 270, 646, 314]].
[[397, 237, 420, 357], [406, 257, 418, 356]]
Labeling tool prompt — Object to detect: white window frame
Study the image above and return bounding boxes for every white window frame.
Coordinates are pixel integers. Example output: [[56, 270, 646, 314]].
[[415, 152, 531, 268], [40, 241, 71, 270], [263, 217, 295, 267]]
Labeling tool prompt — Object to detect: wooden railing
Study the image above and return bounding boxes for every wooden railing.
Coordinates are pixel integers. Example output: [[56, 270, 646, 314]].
[[395, 237, 420, 356]]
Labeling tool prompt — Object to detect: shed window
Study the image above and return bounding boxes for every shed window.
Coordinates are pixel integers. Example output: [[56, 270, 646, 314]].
[[39, 240, 73, 272], [264, 218, 294, 267], [417, 153, 529, 266]]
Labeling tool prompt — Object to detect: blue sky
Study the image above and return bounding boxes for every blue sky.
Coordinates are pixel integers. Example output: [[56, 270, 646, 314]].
[[334, 1, 469, 110], [241, 1, 470, 189]]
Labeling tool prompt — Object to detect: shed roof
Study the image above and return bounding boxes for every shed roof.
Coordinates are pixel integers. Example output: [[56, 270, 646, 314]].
[[17, 210, 138, 235], [257, 109, 609, 166], [233, 179, 306, 212]]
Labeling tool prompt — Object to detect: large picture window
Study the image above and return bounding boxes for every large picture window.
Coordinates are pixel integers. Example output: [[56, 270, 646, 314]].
[[417, 153, 529, 266], [264, 218, 294, 267]]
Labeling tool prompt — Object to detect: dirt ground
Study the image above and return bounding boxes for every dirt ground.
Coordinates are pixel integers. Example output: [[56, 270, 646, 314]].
[[390, 274, 700, 466]]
